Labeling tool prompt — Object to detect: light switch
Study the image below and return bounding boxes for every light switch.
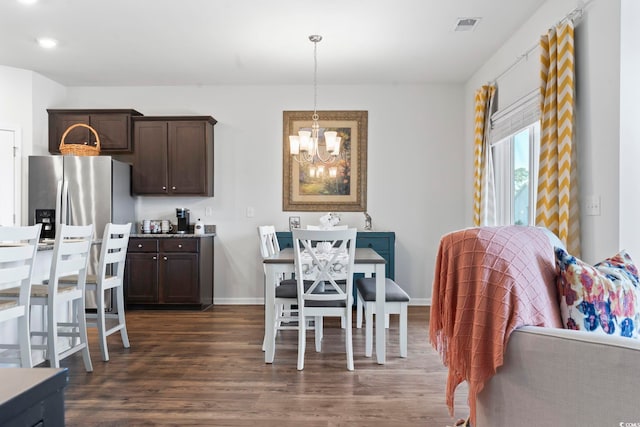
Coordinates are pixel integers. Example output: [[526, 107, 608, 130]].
[[205, 207, 213, 216], [246, 207, 255, 218], [585, 195, 600, 216]]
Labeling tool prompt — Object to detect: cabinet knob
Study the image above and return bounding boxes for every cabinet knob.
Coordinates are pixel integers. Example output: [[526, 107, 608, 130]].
[[162, 186, 166, 190], [138, 244, 143, 248], [152, 256, 157, 260], [178, 244, 182, 248], [172, 186, 176, 190], [163, 256, 168, 261]]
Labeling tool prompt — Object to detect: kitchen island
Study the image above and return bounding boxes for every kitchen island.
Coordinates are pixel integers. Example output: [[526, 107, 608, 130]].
[[125, 231, 215, 310]]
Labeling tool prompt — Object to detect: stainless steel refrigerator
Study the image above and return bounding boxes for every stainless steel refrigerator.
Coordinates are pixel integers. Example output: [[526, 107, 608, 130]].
[[28, 155, 135, 310]]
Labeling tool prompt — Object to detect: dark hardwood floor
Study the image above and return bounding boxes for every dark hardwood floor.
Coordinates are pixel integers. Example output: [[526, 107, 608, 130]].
[[59, 305, 469, 426]]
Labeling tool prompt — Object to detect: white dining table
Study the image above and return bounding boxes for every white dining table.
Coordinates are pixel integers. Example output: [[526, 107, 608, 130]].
[[262, 247, 388, 364]]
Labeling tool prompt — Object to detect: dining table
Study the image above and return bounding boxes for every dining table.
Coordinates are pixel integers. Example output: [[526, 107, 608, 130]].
[[262, 247, 388, 364]]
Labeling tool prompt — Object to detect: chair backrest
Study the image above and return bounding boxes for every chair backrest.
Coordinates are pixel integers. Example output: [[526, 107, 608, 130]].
[[258, 225, 280, 258], [0, 224, 41, 305], [292, 228, 357, 304], [97, 223, 132, 284], [49, 224, 94, 294]]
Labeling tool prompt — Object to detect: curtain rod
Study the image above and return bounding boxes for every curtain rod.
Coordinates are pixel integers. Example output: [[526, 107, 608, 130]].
[[490, 0, 595, 85]]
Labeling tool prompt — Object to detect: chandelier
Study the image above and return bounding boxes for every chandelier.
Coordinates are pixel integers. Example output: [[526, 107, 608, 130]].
[[289, 35, 341, 165]]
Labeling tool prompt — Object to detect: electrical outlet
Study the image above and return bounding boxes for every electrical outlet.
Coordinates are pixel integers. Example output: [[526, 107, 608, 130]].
[[585, 195, 601, 216], [246, 207, 255, 218], [205, 207, 213, 216]]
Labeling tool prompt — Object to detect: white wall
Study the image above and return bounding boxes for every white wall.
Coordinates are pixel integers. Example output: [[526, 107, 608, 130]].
[[55, 83, 466, 304], [464, 0, 624, 264], [619, 0, 640, 260], [0, 65, 66, 225]]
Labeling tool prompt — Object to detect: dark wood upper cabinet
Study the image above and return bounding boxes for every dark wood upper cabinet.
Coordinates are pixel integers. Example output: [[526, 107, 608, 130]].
[[47, 109, 143, 154], [132, 116, 216, 196]]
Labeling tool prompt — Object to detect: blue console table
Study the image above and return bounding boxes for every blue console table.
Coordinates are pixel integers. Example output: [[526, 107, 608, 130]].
[[275, 231, 395, 279]]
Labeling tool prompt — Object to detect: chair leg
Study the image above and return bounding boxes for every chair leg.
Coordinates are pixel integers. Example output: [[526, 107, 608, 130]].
[[297, 314, 306, 371], [315, 316, 323, 352], [356, 293, 363, 328], [365, 301, 373, 358], [18, 312, 32, 368], [96, 288, 109, 362], [115, 285, 130, 349], [385, 313, 390, 329], [77, 298, 93, 372], [399, 303, 408, 358], [345, 308, 354, 371], [47, 303, 60, 368]]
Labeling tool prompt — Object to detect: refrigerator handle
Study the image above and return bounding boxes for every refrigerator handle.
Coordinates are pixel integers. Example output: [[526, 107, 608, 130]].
[[55, 180, 63, 226], [61, 180, 69, 225]]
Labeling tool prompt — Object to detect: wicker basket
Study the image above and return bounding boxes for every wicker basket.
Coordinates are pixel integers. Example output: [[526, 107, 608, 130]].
[[59, 123, 101, 156]]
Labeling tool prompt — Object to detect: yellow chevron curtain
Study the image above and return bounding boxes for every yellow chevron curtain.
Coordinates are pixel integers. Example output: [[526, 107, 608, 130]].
[[536, 21, 580, 255], [472, 84, 497, 226]]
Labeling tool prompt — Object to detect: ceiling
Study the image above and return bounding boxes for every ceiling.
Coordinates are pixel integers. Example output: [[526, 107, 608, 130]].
[[0, 0, 547, 87]]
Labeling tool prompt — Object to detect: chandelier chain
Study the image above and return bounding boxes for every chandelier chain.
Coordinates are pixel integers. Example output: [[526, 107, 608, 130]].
[[313, 37, 318, 119]]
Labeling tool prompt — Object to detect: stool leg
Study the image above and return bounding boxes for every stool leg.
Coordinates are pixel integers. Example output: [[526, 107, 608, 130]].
[[96, 287, 109, 361], [400, 303, 408, 358], [356, 293, 363, 328]]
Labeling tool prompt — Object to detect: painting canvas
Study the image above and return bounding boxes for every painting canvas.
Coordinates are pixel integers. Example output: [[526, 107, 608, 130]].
[[283, 110, 367, 212]]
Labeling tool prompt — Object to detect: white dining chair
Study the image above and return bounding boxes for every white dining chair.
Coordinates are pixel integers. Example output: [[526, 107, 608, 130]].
[[258, 225, 299, 351], [59, 223, 132, 361], [356, 277, 410, 358], [292, 228, 357, 371], [29, 224, 94, 371], [0, 224, 41, 368]]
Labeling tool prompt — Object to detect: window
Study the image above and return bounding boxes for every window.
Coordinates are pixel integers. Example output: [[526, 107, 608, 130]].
[[492, 122, 540, 225], [490, 90, 540, 226]]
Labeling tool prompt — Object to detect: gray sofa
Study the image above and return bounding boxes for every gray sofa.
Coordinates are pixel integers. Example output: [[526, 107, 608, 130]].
[[476, 325, 640, 426]]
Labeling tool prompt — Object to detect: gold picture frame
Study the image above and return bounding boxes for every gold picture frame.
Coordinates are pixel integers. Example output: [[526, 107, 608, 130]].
[[283, 110, 368, 212]]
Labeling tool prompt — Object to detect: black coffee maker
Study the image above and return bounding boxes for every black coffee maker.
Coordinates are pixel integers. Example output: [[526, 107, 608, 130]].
[[176, 208, 190, 234]]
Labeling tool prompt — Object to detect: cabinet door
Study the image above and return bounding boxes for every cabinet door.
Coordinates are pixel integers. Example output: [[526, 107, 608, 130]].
[[90, 113, 131, 152], [125, 253, 159, 303], [168, 121, 209, 195], [49, 113, 91, 153], [133, 121, 169, 194], [160, 252, 199, 303]]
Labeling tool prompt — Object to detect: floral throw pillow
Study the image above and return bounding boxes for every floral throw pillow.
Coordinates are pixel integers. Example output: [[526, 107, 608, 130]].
[[555, 248, 640, 338]]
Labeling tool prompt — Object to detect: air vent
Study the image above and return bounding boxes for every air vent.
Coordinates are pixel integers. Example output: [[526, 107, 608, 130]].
[[454, 17, 481, 32]]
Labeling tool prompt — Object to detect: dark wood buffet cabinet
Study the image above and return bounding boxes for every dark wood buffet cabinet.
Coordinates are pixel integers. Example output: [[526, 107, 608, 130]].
[[125, 236, 214, 310], [132, 116, 216, 196]]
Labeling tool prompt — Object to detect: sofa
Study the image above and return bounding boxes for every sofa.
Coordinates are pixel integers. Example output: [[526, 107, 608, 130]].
[[430, 226, 640, 426], [476, 325, 640, 426]]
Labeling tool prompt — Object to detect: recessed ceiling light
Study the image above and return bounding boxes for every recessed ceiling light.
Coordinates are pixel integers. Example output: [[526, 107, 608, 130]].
[[37, 37, 58, 49], [18, 0, 39, 4]]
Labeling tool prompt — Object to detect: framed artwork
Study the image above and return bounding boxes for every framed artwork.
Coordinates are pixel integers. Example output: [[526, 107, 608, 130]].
[[282, 110, 368, 212]]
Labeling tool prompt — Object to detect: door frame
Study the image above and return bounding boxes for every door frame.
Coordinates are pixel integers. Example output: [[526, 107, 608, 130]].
[[0, 123, 22, 226]]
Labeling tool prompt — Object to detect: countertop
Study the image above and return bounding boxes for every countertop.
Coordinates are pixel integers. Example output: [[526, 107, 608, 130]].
[[130, 232, 216, 238]]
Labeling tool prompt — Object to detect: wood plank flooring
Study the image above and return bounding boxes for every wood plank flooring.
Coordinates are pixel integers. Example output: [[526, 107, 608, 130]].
[[59, 305, 469, 426]]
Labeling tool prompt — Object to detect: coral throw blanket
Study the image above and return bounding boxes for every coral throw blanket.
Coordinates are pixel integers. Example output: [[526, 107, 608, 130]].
[[429, 226, 562, 425]]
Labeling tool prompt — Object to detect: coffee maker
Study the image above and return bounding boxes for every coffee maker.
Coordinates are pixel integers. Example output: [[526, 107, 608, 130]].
[[176, 208, 190, 234]]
